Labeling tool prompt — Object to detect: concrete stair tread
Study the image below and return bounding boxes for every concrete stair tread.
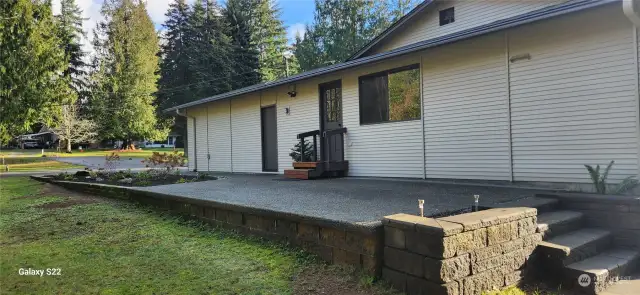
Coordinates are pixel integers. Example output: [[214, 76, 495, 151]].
[[537, 210, 584, 239], [491, 197, 559, 212], [566, 249, 639, 275], [538, 228, 612, 266], [564, 249, 639, 294], [545, 228, 611, 251]]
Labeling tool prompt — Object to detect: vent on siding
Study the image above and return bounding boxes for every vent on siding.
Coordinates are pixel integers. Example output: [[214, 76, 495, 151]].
[[439, 7, 455, 26]]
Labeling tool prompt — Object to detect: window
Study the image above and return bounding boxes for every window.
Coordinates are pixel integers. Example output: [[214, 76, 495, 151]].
[[439, 7, 455, 26], [359, 65, 421, 124]]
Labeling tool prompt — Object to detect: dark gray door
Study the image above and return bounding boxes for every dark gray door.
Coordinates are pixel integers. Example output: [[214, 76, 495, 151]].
[[319, 80, 343, 162], [261, 106, 278, 172]]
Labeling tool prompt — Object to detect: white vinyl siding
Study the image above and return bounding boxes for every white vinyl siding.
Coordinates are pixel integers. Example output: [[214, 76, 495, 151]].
[[186, 111, 195, 171], [509, 6, 639, 183], [369, 0, 562, 55], [231, 94, 262, 173], [207, 100, 232, 172], [342, 56, 424, 178], [193, 108, 209, 172], [422, 34, 511, 180], [276, 85, 320, 171]]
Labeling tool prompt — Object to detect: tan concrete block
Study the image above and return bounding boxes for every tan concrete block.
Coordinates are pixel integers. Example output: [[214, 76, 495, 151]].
[[450, 228, 487, 255], [384, 246, 424, 277], [406, 276, 459, 295], [487, 222, 517, 246], [471, 243, 503, 262], [385, 226, 405, 249], [382, 267, 407, 291], [522, 233, 542, 248], [439, 208, 535, 231], [407, 231, 456, 259], [297, 223, 319, 242], [384, 213, 463, 236], [504, 270, 523, 287], [332, 248, 360, 266], [517, 217, 537, 237], [471, 254, 504, 274], [503, 249, 527, 271], [423, 254, 471, 283], [462, 266, 509, 295], [319, 227, 346, 247]]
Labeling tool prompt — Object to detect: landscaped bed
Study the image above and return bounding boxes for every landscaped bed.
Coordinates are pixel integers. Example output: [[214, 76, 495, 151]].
[[52, 169, 215, 187]]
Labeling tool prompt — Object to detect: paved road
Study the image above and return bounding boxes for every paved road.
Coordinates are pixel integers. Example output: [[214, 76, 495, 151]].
[[56, 157, 155, 170], [140, 173, 555, 225]]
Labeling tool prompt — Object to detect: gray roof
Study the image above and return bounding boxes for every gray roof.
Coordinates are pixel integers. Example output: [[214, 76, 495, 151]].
[[165, 0, 616, 113]]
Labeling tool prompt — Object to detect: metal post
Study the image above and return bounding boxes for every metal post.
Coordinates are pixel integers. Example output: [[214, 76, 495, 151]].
[[312, 135, 317, 162], [299, 137, 304, 162]]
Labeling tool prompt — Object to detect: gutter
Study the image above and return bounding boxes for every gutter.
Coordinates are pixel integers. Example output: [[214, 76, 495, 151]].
[[164, 0, 617, 113], [175, 109, 197, 171], [624, 0, 640, 26]]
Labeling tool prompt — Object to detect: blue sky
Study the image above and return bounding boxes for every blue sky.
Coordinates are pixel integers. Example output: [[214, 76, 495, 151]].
[[52, 0, 316, 49]]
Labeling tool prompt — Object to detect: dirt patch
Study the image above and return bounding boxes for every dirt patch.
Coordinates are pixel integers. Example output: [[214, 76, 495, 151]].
[[35, 198, 99, 209], [292, 265, 395, 295]]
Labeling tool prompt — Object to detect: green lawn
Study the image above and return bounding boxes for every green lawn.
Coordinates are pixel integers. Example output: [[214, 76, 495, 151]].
[[0, 177, 398, 295], [0, 147, 184, 158], [0, 158, 83, 173]]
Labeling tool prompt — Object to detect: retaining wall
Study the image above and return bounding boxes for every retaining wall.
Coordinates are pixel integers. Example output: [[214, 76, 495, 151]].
[[538, 192, 640, 249], [32, 177, 383, 275], [382, 208, 541, 295]]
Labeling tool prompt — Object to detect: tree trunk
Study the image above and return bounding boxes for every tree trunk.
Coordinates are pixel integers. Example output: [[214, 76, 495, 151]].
[[66, 139, 72, 153]]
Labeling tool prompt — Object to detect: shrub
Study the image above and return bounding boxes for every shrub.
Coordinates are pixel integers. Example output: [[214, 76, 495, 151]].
[[136, 180, 151, 186], [142, 151, 186, 171], [584, 160, 638, 194], [175, 178, 187, 184], [289, 140, 314, 162], [104, 152, 121, 171]]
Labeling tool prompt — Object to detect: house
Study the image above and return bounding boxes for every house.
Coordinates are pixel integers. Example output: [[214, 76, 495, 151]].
[[141, 133, 182, 148], [166, 0, 640, 187]]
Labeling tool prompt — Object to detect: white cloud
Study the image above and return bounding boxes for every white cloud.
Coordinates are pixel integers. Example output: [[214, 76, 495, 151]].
[[287, 22, 306, 44]]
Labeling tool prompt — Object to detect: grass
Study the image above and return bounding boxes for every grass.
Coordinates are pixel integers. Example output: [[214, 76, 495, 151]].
[[0, 147, 185, 158], [0, 177, 398, 295], [0, 158, 83, 173]]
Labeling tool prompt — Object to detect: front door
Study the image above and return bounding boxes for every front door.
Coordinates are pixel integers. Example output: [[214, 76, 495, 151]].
[[319, 80, 343, 162], [261, 106, 278, 172]]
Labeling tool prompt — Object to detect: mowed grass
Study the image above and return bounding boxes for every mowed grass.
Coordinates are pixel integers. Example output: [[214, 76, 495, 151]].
[[0, 158, 82, 173], [0, 178, 398, 295], [0, 147, 184, 158]]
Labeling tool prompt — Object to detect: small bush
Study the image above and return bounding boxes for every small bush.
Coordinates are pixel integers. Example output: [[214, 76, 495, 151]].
[[584, 160, 639, 194], [142, 151, 186, 171], [289, 140, 314, 162]]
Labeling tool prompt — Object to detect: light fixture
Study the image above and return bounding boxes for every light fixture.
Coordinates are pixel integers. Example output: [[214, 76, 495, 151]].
[[287, 84, 297, 97], [285, 107, 291, 115], [509, 53, 531, 63]]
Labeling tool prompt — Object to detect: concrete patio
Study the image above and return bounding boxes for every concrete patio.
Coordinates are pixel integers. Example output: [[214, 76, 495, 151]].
[[138, 173, 551, 225]]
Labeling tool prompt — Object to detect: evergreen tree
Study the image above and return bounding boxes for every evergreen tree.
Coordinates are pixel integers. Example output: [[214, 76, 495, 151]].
[[0, 0, 69, 143], [56, 0, 86, 96], [253, 0, 289, 81], [294, 0, 419, 71], [157, 0, 191, 110], [89, 0, 166, 147], [223, 0, 261, 89], [186, 0, 234, 98]]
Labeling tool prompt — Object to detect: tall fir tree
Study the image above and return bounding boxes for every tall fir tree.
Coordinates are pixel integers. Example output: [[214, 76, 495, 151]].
[[186, 0, 234, 98], [294, 0, 419, 71], [157, 0, 192, 110], [223, 0, 261, 89], [56, 0, 86, 97], [0, 0, 69, 143], [253, 0, 290, 81], [89, 0, 166, 146]]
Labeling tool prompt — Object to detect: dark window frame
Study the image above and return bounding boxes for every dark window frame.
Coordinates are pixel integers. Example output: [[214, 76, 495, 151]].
[[439, 7, 455, 26], [358, 63, 421, 126]]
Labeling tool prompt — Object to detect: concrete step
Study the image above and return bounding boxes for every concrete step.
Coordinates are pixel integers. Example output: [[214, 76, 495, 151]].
[[564, 249, 640, 294], [537, 210, 584, 240], [538, 228, 612, 266], [490, 196, 559, 213]]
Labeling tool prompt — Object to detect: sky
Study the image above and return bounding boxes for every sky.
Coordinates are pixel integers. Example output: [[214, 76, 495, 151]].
[[51, 0, 315, 56]]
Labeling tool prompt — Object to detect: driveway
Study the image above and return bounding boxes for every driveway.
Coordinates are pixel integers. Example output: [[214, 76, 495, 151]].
[[55, 157, 187, 171]]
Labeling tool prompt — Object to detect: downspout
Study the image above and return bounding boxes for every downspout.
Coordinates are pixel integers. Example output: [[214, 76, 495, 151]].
[[420, 54, 427, 179], [624, 0, 640, 178], [176, 109, 197, 172]]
